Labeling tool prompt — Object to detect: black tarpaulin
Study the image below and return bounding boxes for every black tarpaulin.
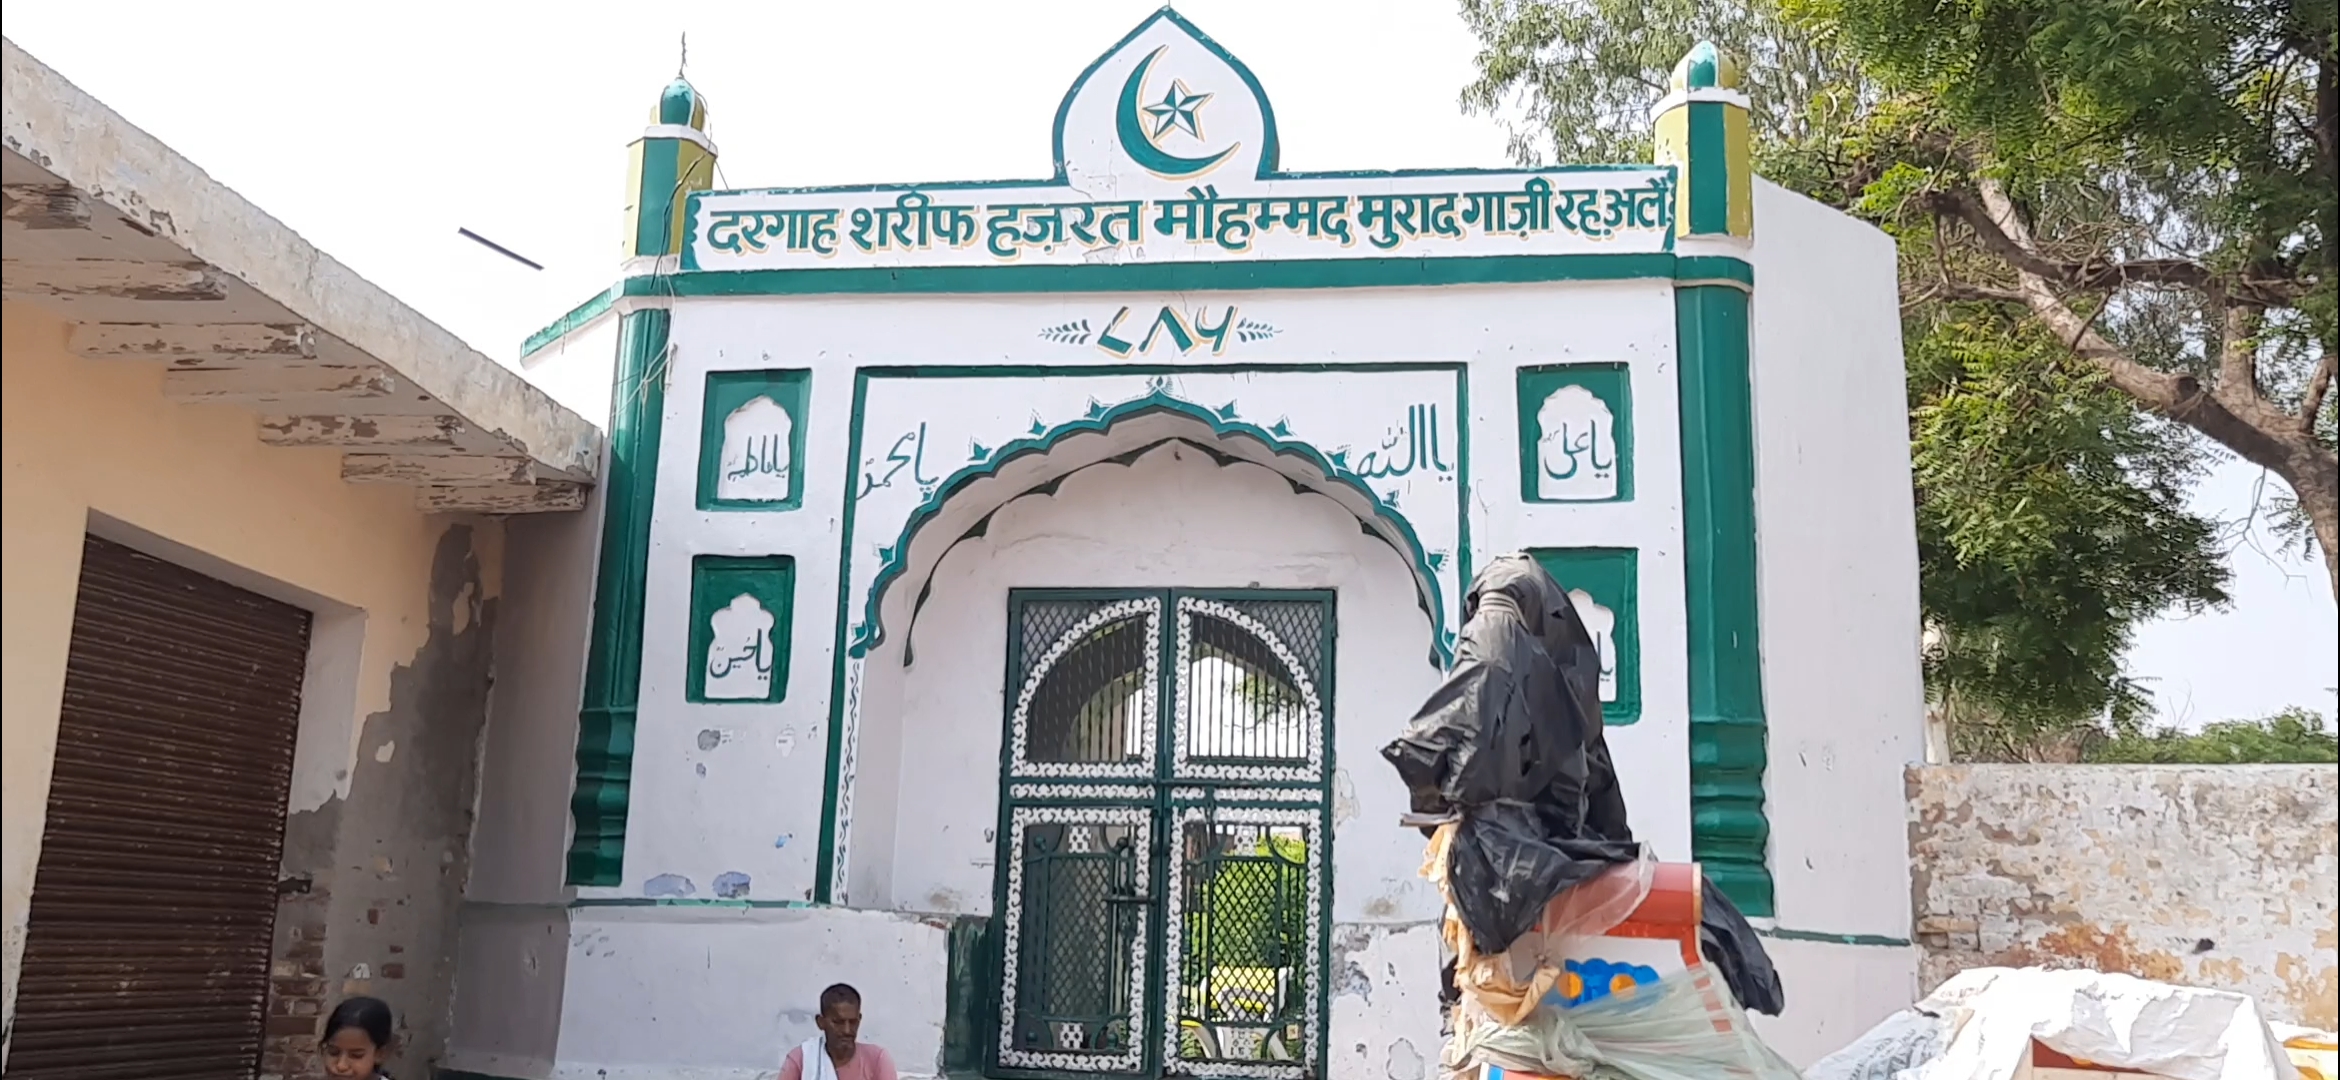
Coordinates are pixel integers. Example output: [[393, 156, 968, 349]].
[[1383, 553, 1784, 1015]]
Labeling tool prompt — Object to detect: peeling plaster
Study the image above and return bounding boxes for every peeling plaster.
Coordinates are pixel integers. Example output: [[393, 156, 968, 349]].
[[1908, 764, 2339, 1029]]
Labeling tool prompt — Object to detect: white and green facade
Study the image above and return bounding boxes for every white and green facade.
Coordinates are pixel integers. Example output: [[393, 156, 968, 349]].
[[452, 12, 1925, 1077]]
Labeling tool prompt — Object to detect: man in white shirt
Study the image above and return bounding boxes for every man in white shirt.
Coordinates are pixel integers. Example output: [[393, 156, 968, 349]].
[[779, 983, 899, 1080]]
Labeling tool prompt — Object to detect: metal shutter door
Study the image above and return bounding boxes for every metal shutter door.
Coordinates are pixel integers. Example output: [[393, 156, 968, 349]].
[[8, 535, 312, 1079]]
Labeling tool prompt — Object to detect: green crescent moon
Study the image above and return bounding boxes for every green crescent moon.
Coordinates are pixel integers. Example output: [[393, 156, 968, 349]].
[[1116, 46, 1238, 179]]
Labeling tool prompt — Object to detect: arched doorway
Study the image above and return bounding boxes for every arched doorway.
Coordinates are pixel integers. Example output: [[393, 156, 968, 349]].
[[846, 439, 1441, 1080]]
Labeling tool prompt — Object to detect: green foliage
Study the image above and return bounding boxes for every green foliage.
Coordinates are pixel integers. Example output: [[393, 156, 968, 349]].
[[1795, 0, 2339, 579], [1457, 0, 2244, 758], [1911, 314, 2230, 757], [1460, 0, 1869, 171], [2086, 706, 2340, 764]]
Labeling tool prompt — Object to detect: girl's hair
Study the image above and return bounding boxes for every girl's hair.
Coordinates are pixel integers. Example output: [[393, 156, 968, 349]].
[[323, 996, 395, 1048]]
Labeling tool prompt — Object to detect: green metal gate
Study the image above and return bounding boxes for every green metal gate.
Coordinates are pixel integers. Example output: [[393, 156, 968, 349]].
[[990, 589, 1334, 1080]]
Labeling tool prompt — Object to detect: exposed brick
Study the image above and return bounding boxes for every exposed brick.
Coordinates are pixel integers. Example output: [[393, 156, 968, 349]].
[[266, 1014, 322, 1037]]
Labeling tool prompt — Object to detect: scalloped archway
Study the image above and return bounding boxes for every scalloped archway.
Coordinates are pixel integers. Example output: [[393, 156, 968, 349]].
[[849, 391, 1454, 669]]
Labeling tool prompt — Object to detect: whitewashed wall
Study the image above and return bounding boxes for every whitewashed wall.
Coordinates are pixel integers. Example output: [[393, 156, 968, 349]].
[[1743, 178, 1926, 1067], [492, 216, 1922, 1073], [618, 282, 1692, 905]]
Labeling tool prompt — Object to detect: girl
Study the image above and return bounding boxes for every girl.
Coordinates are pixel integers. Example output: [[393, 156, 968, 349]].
[[320, 996, 396, 1079]]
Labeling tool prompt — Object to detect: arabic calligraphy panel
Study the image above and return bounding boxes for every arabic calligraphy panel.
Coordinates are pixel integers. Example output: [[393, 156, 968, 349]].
[[843, 368, 1466, 664], [687, 555, 797, 705], [699, 369, 811, 511], [1517, 363, 1633, 504], [1527, 547, 1641, 725]]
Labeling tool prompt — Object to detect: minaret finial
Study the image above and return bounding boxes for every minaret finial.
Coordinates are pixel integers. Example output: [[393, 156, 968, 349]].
[[678, 32, 688, 78]]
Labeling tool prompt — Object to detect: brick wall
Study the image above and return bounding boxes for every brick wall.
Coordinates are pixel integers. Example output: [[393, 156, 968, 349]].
[[1907, 764, 2338, 1028]]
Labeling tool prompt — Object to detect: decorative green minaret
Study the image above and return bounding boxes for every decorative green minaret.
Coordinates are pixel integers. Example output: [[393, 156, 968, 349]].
[[1656, 42, 1773, 915], [569, 69, 717, 886]]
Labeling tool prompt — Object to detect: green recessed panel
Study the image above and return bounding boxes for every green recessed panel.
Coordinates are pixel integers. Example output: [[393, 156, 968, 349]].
[[686, 555, 796, 705], [698, 369, 811, 511], [1527, 547, 1641, 725], [1517, 363, 1633, 503]]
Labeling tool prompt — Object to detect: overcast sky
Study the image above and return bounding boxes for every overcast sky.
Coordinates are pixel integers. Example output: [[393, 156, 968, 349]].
[[10, 0, 2331, 727]]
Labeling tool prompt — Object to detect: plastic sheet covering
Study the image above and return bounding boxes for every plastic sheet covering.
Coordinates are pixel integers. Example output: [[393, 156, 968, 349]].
[[1444, 963, 1801, 1080], [1696, 877, 1785, 1016], [1809, 966, 2301, 1080], [1803, 1006, 1954, 1080], [1382, 555, 1640, 955], [1424, 825, 1657, 1027]]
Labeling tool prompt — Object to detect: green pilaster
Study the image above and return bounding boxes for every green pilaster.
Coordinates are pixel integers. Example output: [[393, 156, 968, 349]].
[[1674, 287, 1771, 914], [568, 75, 714, 887], [568, 307, 671, 886], [1659, 41, 1772, 915]]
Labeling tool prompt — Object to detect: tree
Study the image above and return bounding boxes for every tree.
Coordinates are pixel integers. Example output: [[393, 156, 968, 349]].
[[1911, 316, 2230, 761], [1799, 0, 2340, 595], [1460, 0, 2234, 758], [2086, 706, 2340, 764]]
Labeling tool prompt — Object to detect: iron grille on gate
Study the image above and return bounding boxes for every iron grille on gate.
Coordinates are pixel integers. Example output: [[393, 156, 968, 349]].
[[993, 589, 1332, 1080]]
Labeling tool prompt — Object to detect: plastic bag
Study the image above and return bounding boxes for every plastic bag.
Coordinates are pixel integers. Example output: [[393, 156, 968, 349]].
[[1696, 877, 1785, 1016], [1448, 962, 1802, 1080], [1382, 556, 1636, 955], [1388, 555, 1783, 1014], [1803, 1006, 1953, 1080]]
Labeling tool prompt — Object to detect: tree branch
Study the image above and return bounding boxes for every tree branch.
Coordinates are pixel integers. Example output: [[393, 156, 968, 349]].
[[1928, 184, 2313, 306], [2303, 353, 2337, 434], [2216, 304, 2266, 408]]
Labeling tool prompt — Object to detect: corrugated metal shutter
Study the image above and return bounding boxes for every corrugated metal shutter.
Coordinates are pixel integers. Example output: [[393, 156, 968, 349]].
[[8, 535, 312, 1080]]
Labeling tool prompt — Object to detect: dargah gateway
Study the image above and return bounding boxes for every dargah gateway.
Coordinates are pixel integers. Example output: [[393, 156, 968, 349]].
[[447, 9, 1925, 1077]]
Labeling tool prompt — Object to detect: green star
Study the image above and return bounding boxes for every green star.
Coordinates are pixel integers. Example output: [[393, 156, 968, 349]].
[[1143, 79, 1212, 141]]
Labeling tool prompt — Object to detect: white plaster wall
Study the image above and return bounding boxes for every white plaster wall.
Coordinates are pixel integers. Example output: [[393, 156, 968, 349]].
[[550, 905, 951, 1079], [1750, 178, 1924, 942], [1328, 922, 1447, 1080], [445, 487, 611, 1072], [1750, 936, 1922, 1068], [469, 485, 607, 905], [859, 441, 1444, 923], [624, 283, 1692, 907], [1467, 278, 1692, 861]]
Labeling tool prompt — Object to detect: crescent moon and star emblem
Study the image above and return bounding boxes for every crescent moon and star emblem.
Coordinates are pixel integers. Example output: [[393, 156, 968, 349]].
[[1115, 45, 1239, 179]]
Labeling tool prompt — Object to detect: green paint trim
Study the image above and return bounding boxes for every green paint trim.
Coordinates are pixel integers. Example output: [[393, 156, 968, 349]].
[[1674, 284, 1773, 916], [1452, 364, 1473, 653], [520, 287, 617, 360], [1758, 927, 1913, 948], [632, 252, 1685, 299], [566, 896, 820, 910], [1527, 548, 1642, 725], [1517, 363, 1635, 505], [1683, 104, 1732, 237], [1674, 256, 1753, 286], [566, 308, 672, 887], [685, 555, 797, 704], [848, 389, 1454, 669], [812, 371, 873, 904], [854, 361, 1465, 377], [631, 139, 684, 258], [697, 369, 811, 511]]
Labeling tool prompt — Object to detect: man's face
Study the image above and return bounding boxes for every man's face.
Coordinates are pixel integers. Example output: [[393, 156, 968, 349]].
[[816, 1000, 862, 1060]]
